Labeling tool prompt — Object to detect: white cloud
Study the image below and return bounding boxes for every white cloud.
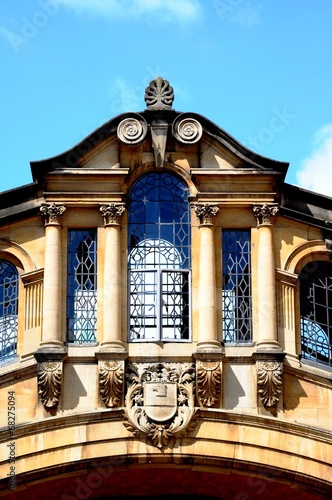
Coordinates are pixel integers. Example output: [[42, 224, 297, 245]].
[[57, 0, 202, 23], [214, 0, 261, 27], [296, 124, 332, 197]]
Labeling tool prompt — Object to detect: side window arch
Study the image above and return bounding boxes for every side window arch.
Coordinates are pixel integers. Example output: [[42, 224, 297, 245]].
[[299, 260, 332, 366], [0, 260, 19, 362], [128, 171, 191, 342]]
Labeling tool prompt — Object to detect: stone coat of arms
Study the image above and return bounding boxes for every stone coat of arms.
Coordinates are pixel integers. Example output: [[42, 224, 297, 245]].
[[123, 362, 197, 448]]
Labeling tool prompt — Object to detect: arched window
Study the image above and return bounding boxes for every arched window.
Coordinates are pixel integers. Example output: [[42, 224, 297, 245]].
[[67, 229, 97, 344], [0, 260, 18, 361], [300, 261, 332, 366], [128, 172, 191, 342]]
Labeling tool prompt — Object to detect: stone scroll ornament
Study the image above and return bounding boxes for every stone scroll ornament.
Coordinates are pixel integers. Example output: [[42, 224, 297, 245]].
[[144, 76, 174, 110], [173, 116, 203, 144], [37, 361, 62, 409], [117, 116, 147, 145], [99, 360, 124, 408], [257, 360, 283, 407], [123, 362, 198, 449], [196, 361, 221, 408]]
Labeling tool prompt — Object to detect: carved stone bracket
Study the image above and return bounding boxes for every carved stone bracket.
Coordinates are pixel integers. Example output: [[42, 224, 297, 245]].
[[34, 349, 67, 409], [123, 362, 197, 449], [100, 203, 125, 226], [150, 120, 168, 168], [98, 359, 125, 408], [253, 203, 279, 227], [253, 351, 285, 408], [144, 76, 174, 110], [40, 203, 66, 225], [192, 203, 219, 226], [196, 360, 222, 408]]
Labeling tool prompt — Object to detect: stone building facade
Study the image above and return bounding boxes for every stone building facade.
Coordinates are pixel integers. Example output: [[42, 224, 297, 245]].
[[0, 77, 331, 499]]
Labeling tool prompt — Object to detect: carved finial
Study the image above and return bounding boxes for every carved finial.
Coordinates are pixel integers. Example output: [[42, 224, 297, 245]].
[[144, 76, 174, 110], [192, 204, 219, 225], [100, 204, 125, 225], [253, 204, 279, 226], [40, 203, 66, 225]]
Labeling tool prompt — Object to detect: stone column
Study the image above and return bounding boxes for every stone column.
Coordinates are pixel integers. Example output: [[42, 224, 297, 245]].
[[39, 203, 66, 347], [96, 203, 127, 408], [98, 203, 126, 351], [253, 203, 280, 350], [35, 203, 66, 411], [252, 204, 285, 412], [192, 204, 223, 353]]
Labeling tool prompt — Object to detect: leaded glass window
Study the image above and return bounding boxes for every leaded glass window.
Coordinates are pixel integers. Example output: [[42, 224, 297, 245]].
[[300, 261, 332, 366], [0, 261, 18, 361], [222, 230, 252, 343], [128, 172, 191, 341], [67, 230, 97, 343]]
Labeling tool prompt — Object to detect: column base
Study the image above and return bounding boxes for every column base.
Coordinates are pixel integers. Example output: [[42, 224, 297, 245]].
[[196, 340, 225, 355], [34, 340, 67, 361], [255, 339, 283, 353], [96, 340, 128, 359]]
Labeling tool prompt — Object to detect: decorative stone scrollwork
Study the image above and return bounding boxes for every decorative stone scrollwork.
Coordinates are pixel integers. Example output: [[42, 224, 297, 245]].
[[123, 362, 197, 449], [257, 360, 283, 407], [100, 203, 125, 225], [117, 117, 147, 145], [173, 117, 202, 144], [37, 361, 62, 409], [40, 203, 66, 225], [99, 360, 124, 408], [192, 203, 219, 225], [144, 76, 174, 110], [253, 203, 279, 226], [196, 360, 221, 408]]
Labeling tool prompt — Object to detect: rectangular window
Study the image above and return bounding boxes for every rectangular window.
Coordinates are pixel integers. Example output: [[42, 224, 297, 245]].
[[222, 230, 252, 343], [67, 229, 97, 344], [129, 268, 190, 341]]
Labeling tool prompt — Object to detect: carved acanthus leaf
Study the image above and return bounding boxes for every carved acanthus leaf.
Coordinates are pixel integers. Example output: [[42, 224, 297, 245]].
[[99, 360, 124, 407], [37, 361, 62, 408], [192, 204, 219, 225], [253, 204, 279, 226], [40, 203, 66, 224], [257, 360, 283, 407], [196, 361, 221, 408], [100, 204, 125, 225]]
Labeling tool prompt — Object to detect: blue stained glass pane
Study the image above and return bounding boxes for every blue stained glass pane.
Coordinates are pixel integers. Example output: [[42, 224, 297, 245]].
[[128, 172, 191, 342], [300, 261, 332, 366], [222, 230, 252, 343], [67, 230, 97, 344], [0, 261, 18, 361]]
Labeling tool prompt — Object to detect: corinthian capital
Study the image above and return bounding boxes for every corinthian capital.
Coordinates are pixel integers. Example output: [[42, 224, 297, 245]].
[[192, 203, 219, 225], [40, 203, 66, 225], [253, 203, 279, 227], [100, 203, 125, 226]]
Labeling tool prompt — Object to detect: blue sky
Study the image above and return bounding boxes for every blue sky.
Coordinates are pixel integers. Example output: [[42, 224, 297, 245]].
[[0, 0, 332, 197]]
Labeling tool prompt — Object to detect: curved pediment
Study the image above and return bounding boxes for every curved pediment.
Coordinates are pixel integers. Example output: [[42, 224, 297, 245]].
[[30, 77, 289, 185]]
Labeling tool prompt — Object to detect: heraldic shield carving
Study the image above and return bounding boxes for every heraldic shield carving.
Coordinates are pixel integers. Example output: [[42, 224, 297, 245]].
[[123, 362, 197, 449]]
